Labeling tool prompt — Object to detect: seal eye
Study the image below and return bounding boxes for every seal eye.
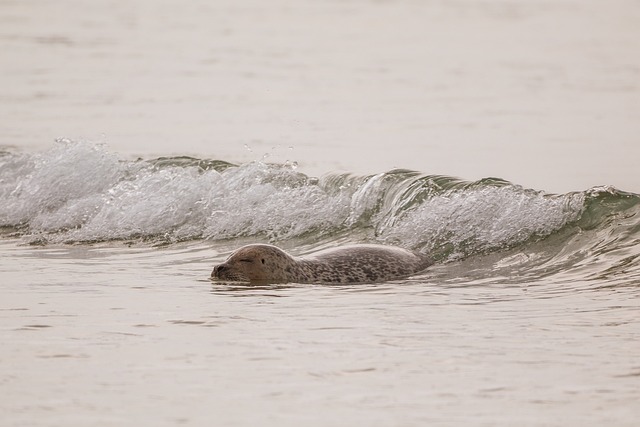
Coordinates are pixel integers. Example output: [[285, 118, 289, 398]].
[[261, 259, 265, 264], [239, 259, 253, 263]]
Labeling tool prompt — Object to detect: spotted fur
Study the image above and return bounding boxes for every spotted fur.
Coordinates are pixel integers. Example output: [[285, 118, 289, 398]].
[[211, 244, 433, 284]]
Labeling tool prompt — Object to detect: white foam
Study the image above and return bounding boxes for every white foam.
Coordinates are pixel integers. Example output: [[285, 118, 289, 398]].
[[201, 162, 353, 240], [1, 142, 356, 243], [379, 185, 585, 259], [0, 142, 124, 229], [68, 166, 219, 241], [0, 142, 587, 258]]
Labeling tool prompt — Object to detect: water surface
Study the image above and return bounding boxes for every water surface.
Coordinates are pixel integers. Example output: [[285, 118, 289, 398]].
[[1, 144, 639, 426], [1, 0, 639, 425]]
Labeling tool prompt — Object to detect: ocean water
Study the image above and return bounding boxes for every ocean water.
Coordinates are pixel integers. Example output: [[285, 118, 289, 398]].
[[2, 0, 640, 426], [1, 142, 639, 426]]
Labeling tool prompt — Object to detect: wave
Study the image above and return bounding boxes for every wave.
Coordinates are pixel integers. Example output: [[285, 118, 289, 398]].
[[1, 141, 639, 282]]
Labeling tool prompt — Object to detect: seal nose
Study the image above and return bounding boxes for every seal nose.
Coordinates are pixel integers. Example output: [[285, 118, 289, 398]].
[[212, 264, 226, 278]]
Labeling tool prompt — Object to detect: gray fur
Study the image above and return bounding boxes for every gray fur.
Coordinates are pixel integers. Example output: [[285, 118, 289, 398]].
[[211, 244, 433, 284]]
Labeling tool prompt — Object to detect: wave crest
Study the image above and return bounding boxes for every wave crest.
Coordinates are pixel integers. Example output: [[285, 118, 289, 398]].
[[1, 142, 638, 266]]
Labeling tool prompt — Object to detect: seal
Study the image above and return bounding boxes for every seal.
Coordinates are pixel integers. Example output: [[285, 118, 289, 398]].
[[211, 244, 432, 284]]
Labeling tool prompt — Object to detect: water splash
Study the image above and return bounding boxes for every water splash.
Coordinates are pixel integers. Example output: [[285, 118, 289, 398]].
[[1, 142, 638, 272], [379, 185, 586, 260]]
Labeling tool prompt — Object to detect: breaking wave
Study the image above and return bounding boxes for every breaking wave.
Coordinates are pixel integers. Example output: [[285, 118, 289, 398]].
[[1, 141, 638, 283]]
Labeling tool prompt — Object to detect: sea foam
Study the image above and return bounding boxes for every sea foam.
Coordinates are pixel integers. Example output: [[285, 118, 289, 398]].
[[1, 141, 623, 263]]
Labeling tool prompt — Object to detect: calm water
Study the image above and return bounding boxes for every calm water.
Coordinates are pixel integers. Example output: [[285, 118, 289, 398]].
[[2, 237, 640, 427], [1, 1, 640, 426]]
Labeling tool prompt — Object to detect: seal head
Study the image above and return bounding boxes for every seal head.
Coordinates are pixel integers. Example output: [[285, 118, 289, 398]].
[[211, 244, 298, 283]]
